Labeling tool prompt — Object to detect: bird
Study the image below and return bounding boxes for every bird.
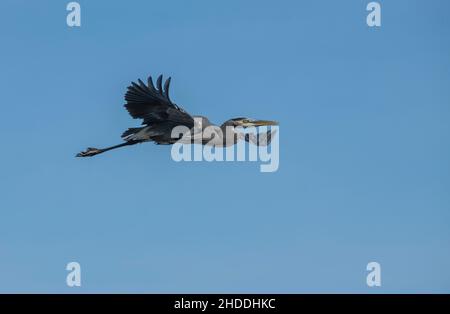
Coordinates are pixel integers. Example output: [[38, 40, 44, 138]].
[[76, 74, 278, 157]]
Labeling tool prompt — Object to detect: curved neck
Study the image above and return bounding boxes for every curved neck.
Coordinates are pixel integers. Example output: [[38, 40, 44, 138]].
[[219, 124, 239, 146]]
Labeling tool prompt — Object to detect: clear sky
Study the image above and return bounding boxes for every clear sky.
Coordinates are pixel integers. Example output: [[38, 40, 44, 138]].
[[0, 0, 449, 293]]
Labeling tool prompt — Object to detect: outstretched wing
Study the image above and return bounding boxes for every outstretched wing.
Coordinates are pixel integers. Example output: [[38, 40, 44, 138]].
[[124, 75, 194, 129]]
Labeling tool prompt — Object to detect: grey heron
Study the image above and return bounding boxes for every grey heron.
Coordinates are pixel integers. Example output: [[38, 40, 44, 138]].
[[76, 75, 278, 157]]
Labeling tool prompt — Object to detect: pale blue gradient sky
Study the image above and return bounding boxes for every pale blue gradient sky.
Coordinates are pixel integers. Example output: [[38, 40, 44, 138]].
[[0, 0, 449, 293]]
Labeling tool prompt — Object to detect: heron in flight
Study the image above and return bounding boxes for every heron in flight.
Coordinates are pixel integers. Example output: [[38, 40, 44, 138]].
[[76, 75, 278, 157]]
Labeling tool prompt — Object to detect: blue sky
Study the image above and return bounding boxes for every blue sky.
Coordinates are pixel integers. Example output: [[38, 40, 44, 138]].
[[0, 0, 449, 293]]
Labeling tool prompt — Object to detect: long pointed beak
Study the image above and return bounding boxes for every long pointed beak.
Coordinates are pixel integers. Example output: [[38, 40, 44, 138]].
[[249, 120, 278, 127]]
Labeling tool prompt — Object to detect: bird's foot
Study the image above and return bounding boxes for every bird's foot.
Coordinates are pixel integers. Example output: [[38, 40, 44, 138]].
[[76, 147, 103, 157]]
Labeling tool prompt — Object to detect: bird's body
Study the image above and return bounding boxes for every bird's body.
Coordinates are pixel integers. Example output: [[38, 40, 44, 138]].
[[77, 75, 277, 157]]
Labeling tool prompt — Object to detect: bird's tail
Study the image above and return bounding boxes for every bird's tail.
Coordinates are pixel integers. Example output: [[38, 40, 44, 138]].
[[121, 127, 145, 141]]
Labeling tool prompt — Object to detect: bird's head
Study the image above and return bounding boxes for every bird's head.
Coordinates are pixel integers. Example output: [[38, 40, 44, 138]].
[[223, 117, 278, 129]]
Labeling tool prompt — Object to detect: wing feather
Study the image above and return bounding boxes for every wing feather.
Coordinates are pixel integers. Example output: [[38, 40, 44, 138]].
[[124, 75, 194, 129]]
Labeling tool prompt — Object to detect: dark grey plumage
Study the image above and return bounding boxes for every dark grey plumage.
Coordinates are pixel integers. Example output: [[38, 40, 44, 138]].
[[121, 75, 194, 144]]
